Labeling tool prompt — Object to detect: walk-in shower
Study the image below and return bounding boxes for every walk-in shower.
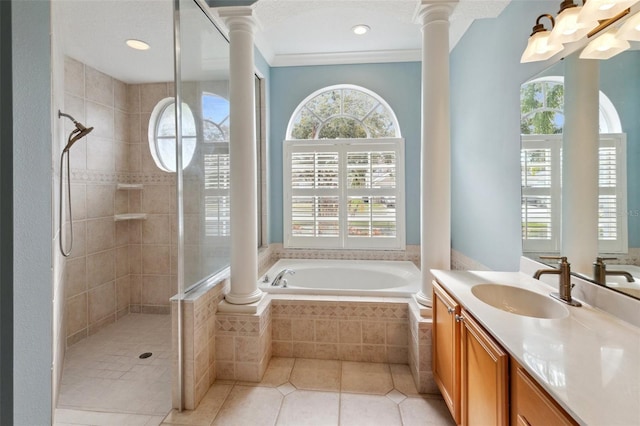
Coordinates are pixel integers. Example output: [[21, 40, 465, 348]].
[[58, 110, 93, 257]]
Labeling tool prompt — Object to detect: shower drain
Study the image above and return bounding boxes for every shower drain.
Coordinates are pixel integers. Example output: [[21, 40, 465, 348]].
[[139, 352, 152, 359]]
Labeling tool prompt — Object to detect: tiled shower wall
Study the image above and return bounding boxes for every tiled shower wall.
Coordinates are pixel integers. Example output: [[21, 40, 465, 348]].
[[63, 57, 177, 346]]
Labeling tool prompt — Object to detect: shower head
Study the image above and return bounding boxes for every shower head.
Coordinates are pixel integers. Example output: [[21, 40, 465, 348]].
[[59, 110, 93, 152]]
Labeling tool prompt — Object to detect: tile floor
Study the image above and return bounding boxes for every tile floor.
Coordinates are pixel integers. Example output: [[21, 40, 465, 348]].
[[55, 313, 172, 425], [55, 314, 455, 426], [161, 358, 455, 426]]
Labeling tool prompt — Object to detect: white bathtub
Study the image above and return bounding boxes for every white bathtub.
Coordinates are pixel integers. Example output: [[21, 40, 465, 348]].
[[259, 259, 421, 297]]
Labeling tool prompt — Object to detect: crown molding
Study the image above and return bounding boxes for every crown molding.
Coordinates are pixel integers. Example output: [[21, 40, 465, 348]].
[[269, 49, 422, 68]]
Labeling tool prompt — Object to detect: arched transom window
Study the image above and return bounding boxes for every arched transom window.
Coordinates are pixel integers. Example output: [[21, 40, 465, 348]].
[[287, 85, 401, 140], [284, 85, 405, 250]]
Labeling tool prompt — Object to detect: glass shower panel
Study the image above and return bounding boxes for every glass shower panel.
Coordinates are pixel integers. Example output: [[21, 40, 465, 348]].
[[176, 0, 230, 291]]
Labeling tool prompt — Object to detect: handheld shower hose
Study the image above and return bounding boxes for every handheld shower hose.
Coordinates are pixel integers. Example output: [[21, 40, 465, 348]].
[[58, 110, 93, 257]]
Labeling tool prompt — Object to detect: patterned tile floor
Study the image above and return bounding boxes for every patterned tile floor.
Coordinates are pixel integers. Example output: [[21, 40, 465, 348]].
[[55, 314, 454, 426]]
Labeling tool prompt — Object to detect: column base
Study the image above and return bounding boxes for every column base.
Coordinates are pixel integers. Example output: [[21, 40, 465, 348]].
[[414, 291, 433, 309], [224, 288, 263, 306]]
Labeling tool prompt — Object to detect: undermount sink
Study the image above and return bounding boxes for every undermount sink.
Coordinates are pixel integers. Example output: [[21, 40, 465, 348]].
[[471, 284, 569, 319]]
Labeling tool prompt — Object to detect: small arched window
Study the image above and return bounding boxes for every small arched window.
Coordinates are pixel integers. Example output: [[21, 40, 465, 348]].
[[284, 84, 405, 250], [148, 98, 197, 173]]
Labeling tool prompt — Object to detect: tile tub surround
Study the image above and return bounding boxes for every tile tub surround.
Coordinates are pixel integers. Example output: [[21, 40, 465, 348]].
[[214, 299, 273, 384], [408, 299, 438, 394], [171, 278, 228, 410], [431, 269, 640, 425], [270, 298, 411, 364]]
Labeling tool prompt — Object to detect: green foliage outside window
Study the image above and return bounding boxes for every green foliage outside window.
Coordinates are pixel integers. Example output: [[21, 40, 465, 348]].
[[520, 81, 564, 135]]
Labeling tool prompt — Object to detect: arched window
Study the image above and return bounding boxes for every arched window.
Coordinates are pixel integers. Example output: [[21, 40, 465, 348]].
[[148, 98, 197, 173], [520, 77, 627, 253], [284, 85, 405, 250]]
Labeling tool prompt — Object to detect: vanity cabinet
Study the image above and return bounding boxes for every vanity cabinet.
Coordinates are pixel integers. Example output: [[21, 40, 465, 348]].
[[433, 279, 577, 426], [433, 280, 461, 423], [510, 361, 577, 426], [433, 280, 508, 425], [460, 308, 509, 425]]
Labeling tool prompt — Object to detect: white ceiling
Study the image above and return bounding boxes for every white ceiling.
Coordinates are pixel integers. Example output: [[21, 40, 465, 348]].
[[247, 0, 510, 67], [57, 0, 510, 83]]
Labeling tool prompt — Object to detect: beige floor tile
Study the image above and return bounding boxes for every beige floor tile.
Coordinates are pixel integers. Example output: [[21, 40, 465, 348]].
[[398, 396, 456, 426], [339, 393, 402, 426], [239, 357, 295, 388], [58, 314, 172, 417], [275, 390, 339, 426], [162, 384, 232, 425], [212, 386, 283, 426], [389, 363, 420, 397], [289, 358, 341, 392], [54, 408, 162, 426], [341, 361, 393, 395]]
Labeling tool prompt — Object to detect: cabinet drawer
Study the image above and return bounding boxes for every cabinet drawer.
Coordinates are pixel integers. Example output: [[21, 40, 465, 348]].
[[510, 361, 577, 426]]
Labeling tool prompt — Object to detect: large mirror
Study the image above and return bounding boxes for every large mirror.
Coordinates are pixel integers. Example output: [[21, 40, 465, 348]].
[[521, 49, 640, 300]]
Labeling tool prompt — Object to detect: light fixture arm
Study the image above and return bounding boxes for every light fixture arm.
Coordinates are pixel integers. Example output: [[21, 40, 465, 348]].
[[531, 14, 556, 35]]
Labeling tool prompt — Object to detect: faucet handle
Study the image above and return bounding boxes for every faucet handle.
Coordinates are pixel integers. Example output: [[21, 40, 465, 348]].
[[595, 257, 617, 264], [540, 255, 568, 264]]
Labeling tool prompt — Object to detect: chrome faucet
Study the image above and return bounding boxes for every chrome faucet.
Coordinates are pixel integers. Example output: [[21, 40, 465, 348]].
[[271, 268, 295, 287], [533, 256, 581, 307], [593, 257, 635, 285]]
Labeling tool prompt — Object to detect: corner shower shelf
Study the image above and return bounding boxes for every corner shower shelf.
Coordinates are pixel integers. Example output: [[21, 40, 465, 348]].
[[114, 213, 148, 221], [117, 183, 144, 190]]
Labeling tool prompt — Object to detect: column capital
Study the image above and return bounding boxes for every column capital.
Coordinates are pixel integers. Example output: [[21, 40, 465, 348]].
[[217, 5, 259, 32], [414, 0, 458, 25]]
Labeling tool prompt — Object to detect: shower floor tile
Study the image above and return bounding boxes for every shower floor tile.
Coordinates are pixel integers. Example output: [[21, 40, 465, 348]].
[[56, 313, 172, 423]]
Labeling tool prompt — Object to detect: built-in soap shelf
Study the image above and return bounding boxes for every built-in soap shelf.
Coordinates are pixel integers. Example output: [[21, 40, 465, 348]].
[[117, 183, 144, 190], [114, 213, 148, 221], [115, 183, 145, 221]]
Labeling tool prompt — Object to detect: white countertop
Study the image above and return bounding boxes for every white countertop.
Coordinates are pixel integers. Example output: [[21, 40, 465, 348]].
[[431, 270, 640, 426]]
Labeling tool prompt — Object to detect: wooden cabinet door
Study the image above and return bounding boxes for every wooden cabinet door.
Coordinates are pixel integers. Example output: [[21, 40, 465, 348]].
[[460, 308, 509, 426], [432, 280, 461, 424], [510, 361, 578, 426]]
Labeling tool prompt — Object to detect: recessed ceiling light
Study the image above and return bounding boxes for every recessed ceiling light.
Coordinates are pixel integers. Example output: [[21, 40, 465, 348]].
[[352, 24, 370, 35], [126, 39, 150, 51]]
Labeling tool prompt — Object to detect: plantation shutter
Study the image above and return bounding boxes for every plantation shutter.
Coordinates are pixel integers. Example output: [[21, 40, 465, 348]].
[[598, 134, 627, 253], [284, 139, 405, 250]]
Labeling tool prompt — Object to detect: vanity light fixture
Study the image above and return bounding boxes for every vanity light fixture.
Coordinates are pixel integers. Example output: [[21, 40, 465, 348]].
[[579, 28, 630, 58], [352, 24, 370, 35], [521, 14, 565, 63], [521, 0, 639, 63], [617, 9, 640, 39], [578, 0, 639, 23], [548, 0, 599, 44], [126, 39, 150, 51]]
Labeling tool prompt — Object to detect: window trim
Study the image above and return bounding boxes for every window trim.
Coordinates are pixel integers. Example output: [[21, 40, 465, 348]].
[[148, 97, 197, 173]]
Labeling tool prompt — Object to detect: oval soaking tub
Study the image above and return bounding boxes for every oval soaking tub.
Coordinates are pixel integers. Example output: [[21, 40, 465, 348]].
[[259, 259, 421, 297]]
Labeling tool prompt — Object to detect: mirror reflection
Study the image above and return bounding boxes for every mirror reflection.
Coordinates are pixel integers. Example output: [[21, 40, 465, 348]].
[[521, 50, 640, 300]]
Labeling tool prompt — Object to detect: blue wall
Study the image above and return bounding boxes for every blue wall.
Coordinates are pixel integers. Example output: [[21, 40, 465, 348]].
[[11, 0, 53, 423], [600, 52, 640, 248], [450, 0, 559, 271], [268, 62, 422, 245]]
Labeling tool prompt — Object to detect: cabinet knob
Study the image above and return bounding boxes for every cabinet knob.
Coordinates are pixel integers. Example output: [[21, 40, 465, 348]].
[[447, 307, 454, 314], [455, 314, 464, 323]]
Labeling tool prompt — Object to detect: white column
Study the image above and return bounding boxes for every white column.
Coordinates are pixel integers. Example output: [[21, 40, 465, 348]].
[[219, 7, 262, 305], [562, 56, 599, 275], [415, 0, 456, 308]]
